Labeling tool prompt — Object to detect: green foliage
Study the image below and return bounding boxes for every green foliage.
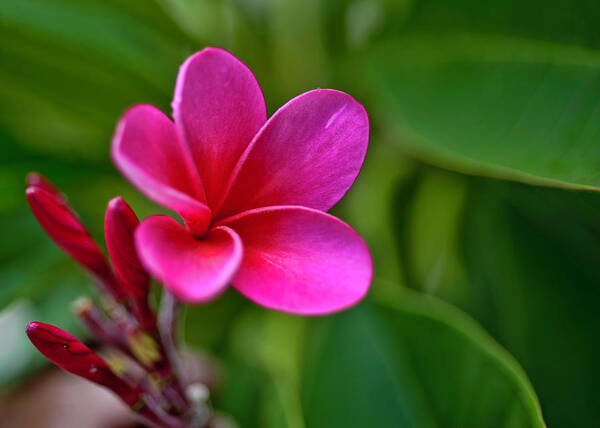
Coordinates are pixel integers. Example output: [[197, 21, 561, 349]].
[[399, 169, 600, 426], [302, 295, 545, 428], [363, 37, 600, 190], [211, 292, 545, 428], [1, 0, 599, 426], [355, 0, 600, 190]]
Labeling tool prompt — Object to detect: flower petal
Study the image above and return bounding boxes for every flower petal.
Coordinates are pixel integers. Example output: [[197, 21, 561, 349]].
[[219, 206, 372, 315], [173, 47, 267, 210], [216, 89, 369, 219], [112, 104, 211, 235], [135, 215, 243, 303]]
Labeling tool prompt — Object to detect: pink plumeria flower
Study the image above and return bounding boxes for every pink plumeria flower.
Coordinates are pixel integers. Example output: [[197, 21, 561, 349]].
[[112, 47, 372, 315]]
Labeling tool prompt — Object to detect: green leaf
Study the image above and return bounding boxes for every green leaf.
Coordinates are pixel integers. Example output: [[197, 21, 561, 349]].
[[455, 178, 600, 427], [400, 0, 600, 49], [182, 289, 249, 351], [361, 34, 600, 190], [225, 307, 307, 428], [0, 0, 188, 159], [156, 0, 235, 45], [407, 168, 467, 295], [338, 143, 415, 299], [214, 358, 263, 428], [302, 293, 545, 428], [399, 166, 600, 426]]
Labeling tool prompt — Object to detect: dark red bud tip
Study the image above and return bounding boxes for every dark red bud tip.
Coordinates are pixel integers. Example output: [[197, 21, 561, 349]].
[[26, 321, 107, 378], [25, 172, 62, 198], [26, 321, 141, 406], [26, 185, 126, 301], [105, 196, 150, 301]]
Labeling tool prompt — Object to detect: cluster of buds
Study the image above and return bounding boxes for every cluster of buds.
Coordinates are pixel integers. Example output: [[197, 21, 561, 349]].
[[24, 173, 220, 428]]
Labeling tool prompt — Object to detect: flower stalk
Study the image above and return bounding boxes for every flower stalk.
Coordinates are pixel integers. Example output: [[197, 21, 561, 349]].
[[73, 298, 131, 356]]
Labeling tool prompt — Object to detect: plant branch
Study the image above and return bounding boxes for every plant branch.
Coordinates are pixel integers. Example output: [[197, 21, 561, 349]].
[[158, 290, 189, 410]]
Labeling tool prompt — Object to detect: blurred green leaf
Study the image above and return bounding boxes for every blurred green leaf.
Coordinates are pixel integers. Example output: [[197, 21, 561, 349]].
[[214, 358, 263, 428], [302, 293, 545, 428], [340, 143, 414, 299], [407, 168, 467, 295], [156, 0, 235, 46], [402, 0, 600, 49], [361, 34, 600, 191], [182, 289, 249, 351], [456, 178, 600, 427], [225, 307, 307, 428], [0, 0, 189, 159], [399, 166, 600, 426], [268, 0, 329, 97]]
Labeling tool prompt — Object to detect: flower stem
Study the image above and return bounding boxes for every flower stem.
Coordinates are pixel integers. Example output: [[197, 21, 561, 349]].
[[73, 298, 131, 356], [158, 291, 189, 410], [136, 394, 186, 428]]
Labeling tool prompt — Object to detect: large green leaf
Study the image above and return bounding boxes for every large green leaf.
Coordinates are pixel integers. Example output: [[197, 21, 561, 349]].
[[400, 166, 600, 426], [301, 293, 545, 428], [458, 178, 600, 427], [361, 34, 600, 191], [329, 0, 600, 190]]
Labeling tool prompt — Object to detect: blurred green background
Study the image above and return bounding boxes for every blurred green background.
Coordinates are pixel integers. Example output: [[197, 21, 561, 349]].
[[2, 0, 600, 426]]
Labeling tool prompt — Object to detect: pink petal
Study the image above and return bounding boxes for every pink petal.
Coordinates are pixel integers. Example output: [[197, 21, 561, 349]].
[[135, 215, 243, 303], [112, 104, 211, 236], [216, 89, 369, 219], [173, 47, 267, 210], [218, 206, 373, 315]]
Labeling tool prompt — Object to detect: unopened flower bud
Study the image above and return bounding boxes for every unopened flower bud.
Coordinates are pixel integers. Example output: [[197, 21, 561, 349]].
[[26, 321, 141, 406], [105, 196, 156, 330], [25, 175, 125, 302]]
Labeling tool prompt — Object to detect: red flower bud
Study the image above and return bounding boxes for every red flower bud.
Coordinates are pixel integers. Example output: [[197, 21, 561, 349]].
[[105, 197, 155, 329], [26, 321, 141, 406], [26, 175, 125, 301], [26, 172, 63, 200]]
